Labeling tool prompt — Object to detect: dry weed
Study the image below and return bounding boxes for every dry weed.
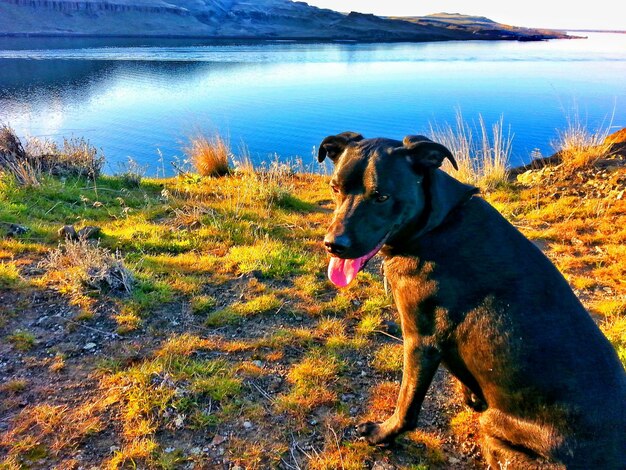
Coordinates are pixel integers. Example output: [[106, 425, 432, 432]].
[[430, 111, 511, 190], [184, 133, 230, 177]]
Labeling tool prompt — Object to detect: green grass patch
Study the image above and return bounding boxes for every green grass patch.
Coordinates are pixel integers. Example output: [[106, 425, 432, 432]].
[[206, 293, 281, 327], [0, 261, 23, 288], [8, 330, 36, 351], [228, 240, 307, 278], [190, 295, 218, 314], [372, 344, 403, 373], [276, 349, 344, 416]]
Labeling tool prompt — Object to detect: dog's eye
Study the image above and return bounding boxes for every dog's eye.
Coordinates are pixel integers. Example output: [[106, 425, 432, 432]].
[[373, 192, 389, 203]]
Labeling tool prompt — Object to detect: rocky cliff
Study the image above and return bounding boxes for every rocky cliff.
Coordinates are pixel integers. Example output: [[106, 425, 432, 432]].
[[0, 0, 570, 40]]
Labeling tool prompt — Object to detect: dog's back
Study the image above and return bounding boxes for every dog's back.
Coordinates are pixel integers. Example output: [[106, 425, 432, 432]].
[[404, 195, 626, 467]]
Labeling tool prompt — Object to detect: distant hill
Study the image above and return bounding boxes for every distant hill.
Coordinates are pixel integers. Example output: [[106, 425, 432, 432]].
[[0, 0, 570, 41], [392, 12, 569, 41]]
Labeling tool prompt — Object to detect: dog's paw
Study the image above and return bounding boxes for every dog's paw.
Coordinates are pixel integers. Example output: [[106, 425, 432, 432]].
[[356, 421, 394, 445]]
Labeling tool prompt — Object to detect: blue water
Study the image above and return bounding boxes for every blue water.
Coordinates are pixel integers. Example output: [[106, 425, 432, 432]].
[[0, 33, 625, 175]]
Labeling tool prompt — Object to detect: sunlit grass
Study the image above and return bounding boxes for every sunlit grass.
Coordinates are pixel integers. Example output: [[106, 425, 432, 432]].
[[0, 261, 23, 288], [184, 133, 230, 177], [430, 110, 512, 190], [277, 350, 343, 416], [552, 113, 613, 171]]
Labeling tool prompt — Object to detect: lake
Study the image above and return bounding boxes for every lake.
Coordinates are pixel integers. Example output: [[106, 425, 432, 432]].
[[1, 33, 625, 175]]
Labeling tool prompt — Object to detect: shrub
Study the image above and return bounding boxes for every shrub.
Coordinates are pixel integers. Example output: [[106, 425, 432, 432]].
[[27, 136, 104, 178], [0, 124, 40, 186], [430, 111, 512, 190], [40, 238, 133, 296], [184, 133, 230, 177]]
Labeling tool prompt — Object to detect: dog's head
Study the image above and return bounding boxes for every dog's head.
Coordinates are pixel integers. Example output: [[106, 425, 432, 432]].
[[319, 132, 477, 287]]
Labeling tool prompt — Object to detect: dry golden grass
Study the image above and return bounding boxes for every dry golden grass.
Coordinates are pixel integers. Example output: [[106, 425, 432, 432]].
[[430, 111, 511, 190], [184, 133, 231, 177], [552, 115, 613, 171]]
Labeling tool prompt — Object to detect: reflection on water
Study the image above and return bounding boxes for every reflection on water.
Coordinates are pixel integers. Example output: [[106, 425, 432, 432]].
[[1, 33, 625, 174]]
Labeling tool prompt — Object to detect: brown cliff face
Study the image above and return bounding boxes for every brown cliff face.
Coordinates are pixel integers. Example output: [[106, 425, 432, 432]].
[[3, 0, 189, 14], [0, 0, 570, 40]]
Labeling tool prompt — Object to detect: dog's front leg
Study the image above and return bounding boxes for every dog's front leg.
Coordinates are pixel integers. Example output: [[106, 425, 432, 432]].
[[358, 337, 441, 444]]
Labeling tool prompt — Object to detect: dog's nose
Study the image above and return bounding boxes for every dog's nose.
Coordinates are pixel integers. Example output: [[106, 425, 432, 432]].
[[324, 234, 351, 255]]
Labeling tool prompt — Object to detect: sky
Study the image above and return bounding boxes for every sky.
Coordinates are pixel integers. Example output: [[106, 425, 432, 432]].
[[303, 1, 624, 31]]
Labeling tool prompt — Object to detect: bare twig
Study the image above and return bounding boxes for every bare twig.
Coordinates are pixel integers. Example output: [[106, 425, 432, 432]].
[[328, 424, 345, 470], [248, 380, 275, 404], [372, 329, 403, 343]]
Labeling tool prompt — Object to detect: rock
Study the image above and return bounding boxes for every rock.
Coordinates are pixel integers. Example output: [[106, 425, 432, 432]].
[[449, 456, 461, 464], [58, 224, 102, 240], [1, 223, 28, 237], [252, 360, 263, 368], [83, 342, 97, 350], [243, 421, 253, 430], [210, 435, 227, 447], [58, 225, 78, 240], [77, 226, 102, 239], [372, 462, 394, 470]]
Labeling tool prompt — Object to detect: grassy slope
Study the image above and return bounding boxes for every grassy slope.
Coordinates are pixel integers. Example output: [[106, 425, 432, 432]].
[[0, 159, 624, 469]]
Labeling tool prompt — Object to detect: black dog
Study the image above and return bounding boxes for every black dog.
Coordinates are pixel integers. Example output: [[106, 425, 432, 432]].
[[319, 132, 626, 469]]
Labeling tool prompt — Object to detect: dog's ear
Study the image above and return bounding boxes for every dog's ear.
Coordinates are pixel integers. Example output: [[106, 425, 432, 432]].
[[318, 132, 364, 163], [395, 135, 458, 171]]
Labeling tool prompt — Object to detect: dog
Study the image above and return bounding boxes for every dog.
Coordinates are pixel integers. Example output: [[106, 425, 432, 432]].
[[318, 132, 626, 469]]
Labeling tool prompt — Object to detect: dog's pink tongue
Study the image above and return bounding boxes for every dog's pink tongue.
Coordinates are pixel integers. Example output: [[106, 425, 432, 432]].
[[328, 244, 382, 287], [328, 256, 365, 288]]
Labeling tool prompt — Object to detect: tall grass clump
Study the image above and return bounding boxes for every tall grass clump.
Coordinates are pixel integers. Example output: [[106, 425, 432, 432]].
[[184, 133, 231, 177], [552, 113, 613, 171], [430, 111, 512, 190]]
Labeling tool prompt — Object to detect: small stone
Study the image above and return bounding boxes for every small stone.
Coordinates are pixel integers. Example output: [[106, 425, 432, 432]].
[[361, 371, 367, 377], [164, 447, 175, 454], [58, 225, 78, 240], [77, 226, 102, 240], [4, 223, 28, 238], [243, 421, 253, 430], [252, 360, 263, 368], [372, 462, 394, 470], [83, 343, 97, 350], [309, 419, 318, 425], [232, 466, 243, 470], [109, 446, 120, 453], [211, 435, 227, 447], [449, 456, 461, 464], [190, 447, 201, 455]]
